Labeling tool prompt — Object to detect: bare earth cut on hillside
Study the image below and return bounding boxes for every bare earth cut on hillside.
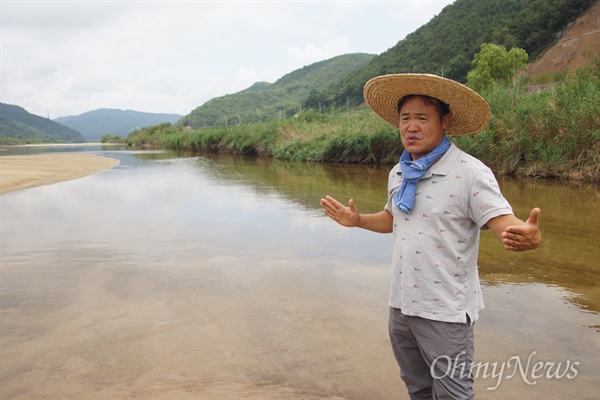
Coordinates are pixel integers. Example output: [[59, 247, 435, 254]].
[[526, 0, 600, 79]]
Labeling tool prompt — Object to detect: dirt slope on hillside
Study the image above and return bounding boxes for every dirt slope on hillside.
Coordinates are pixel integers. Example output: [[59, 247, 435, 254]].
[[525, 0, 599, 79]]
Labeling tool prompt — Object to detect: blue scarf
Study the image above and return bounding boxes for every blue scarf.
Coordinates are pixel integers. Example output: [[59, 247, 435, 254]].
[[394, 135, 451, 214]]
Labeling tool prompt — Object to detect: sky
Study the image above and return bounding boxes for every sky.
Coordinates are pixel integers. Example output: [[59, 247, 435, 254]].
[[1, 0, 454, 119]]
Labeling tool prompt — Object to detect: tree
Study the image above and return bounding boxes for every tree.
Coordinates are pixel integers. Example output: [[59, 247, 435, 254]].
[[467, 43, 529, 91], [303, 89, 328, 112], [101, 134, 124, 143]]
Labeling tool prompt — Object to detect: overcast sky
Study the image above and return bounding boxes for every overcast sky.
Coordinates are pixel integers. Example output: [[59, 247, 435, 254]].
[[1, 0, 454, 118]]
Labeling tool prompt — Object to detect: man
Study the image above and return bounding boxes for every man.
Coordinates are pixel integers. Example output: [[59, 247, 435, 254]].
[[320, 74, 542, 400]]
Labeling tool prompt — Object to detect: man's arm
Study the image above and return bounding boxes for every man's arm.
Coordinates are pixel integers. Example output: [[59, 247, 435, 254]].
[[486, 208, 542, 252], [320, 195, 393, 233]]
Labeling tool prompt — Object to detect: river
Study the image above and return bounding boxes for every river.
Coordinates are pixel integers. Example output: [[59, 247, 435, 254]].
[[1, 145, 598, 399]]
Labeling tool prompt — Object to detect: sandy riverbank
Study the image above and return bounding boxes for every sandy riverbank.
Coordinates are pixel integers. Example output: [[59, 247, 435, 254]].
[[0, 153, 120, 194]]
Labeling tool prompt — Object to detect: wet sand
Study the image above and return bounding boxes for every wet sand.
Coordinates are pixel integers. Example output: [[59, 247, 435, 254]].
[[2, 249, 597, 400], [0, 153, 120, 194], [1, 252, 398, 399]]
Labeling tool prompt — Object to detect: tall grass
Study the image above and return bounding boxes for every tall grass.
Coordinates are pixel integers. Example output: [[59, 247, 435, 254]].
[[127, 71, 599, 182], [455, 71, 599, 179]]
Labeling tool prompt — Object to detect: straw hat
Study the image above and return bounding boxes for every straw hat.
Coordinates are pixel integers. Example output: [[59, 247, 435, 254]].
[[363, 73, 491, 136]]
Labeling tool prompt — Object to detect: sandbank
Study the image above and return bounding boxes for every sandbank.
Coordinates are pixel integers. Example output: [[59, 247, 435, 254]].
[[0, 153, 120, 194]]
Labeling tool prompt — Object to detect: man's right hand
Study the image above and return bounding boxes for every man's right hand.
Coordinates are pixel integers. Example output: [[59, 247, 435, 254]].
[[320, 195, 361, 227]]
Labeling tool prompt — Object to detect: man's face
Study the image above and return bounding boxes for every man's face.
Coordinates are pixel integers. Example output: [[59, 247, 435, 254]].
[[398, 96, 450, 160]]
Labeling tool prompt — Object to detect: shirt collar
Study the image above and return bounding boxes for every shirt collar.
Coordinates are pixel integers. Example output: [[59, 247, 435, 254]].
[[425, 143, 459, 178]]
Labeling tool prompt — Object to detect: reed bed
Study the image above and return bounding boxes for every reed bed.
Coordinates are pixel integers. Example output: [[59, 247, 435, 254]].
[[127, 72, 599, 182]]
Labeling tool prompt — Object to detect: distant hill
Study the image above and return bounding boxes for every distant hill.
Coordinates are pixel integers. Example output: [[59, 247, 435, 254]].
[[180, 53, 375, 129], [55, 109, 182, 142], [0, 103, 85, 145]]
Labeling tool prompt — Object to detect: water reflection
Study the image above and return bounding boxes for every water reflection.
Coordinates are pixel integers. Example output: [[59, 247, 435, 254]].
[[200, 153, 600, 314], [1, 146, 598, 399]]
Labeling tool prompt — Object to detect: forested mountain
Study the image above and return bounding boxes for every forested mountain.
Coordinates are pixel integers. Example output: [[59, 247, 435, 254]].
[[55, 109, 182, 142], [322, 0, 596, 108], [0, 103, 84, 145], [179, 0, 596, 128], [180, 53, 375, 129]]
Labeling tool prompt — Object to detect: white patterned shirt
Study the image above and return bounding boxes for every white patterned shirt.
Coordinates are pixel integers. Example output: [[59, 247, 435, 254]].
[[384, 143, 512, 323]]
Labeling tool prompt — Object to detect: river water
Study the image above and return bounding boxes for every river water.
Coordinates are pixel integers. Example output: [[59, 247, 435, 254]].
[[1, 145, 598, 399]]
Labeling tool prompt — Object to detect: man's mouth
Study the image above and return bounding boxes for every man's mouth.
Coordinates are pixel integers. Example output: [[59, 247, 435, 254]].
[[405, 135, 420, 144]]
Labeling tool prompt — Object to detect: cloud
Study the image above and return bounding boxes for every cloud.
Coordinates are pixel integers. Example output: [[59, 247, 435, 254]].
[[0, 1, 454, 118], [1, 1, 125, 32], [286, 36, 356, 70]]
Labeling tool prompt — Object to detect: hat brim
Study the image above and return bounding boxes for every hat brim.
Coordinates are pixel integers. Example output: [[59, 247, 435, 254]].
[[363, 74, 491, 136]]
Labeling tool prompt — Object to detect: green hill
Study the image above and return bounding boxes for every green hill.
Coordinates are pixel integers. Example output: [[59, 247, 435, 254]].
[[179, 53, 375, 129], [323, 0, 596, 108], [0, 103, 85, 145], [178, 0, 596, 126], [55, 109, 182, 142]]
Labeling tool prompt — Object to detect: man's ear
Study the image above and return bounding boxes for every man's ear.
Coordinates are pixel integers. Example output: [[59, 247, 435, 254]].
[[442, 113, 452, 131]]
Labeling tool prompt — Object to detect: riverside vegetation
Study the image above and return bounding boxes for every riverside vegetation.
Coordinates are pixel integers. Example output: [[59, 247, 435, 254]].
[[126, 70, 599, 183]]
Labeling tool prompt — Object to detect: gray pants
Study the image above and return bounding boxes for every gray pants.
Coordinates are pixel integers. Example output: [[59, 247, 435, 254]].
[[388, 307, 475, 400]]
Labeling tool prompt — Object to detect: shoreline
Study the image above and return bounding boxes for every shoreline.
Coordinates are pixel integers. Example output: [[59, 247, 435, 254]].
[[0, 153, 120, 194]]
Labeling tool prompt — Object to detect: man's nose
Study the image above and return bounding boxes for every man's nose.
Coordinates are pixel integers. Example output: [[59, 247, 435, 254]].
[[406, 119, 419, 132]]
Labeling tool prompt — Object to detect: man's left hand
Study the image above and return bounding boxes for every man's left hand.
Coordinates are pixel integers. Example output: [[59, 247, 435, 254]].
[[501, 208, 542, 252]]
